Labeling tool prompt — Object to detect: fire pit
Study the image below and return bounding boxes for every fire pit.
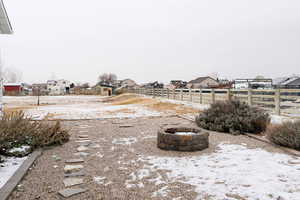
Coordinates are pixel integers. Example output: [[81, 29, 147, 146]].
[[157, 126, 209, 151]]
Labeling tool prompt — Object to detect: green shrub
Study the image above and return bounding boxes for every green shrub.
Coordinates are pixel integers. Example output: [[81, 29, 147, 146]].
[[266, 121, 300, 150], [195, 100, 270, 134], [0, 111, 69, 157]]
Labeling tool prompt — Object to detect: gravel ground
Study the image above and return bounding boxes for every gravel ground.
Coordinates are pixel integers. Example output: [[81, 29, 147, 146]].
[[8, 116, 290, 200]]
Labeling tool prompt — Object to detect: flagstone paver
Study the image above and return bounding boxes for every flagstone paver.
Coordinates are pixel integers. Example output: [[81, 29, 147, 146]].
[[65, 159, 84, 164], [63, 178, 84, 187], [58, 188, 88, 198]]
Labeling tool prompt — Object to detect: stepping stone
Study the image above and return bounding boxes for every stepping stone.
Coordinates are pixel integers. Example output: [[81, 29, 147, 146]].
[[58, 188, 87, 198], [76, 140, 91, 143], [288, 159, 300, 165], [77, 146, 89, 152], [63, 178, 84, 187], [64, 171, 85, 177], [74, 152, 90, 157], [78, 135, 89, 138], [64, 165, 84, 173], [90, 144, 100, 148], [77, 142, 91, 147], [119, 124, 133, 128], [65, 158, 84, 164]]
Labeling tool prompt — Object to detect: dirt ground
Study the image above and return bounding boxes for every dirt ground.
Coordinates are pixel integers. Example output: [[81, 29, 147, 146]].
[[8, 116, 289, 200]]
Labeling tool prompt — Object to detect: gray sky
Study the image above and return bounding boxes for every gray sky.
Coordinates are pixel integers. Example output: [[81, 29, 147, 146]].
[[0, 0, 300, 84]]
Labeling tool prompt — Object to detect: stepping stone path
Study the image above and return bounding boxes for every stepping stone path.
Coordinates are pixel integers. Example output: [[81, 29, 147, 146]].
[[58, 133, 94, 198]]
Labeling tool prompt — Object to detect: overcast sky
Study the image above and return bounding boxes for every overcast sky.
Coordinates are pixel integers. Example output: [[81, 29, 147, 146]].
[[0, 0, 299, 84]]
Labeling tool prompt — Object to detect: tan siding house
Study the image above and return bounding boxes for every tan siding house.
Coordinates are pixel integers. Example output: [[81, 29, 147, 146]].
[[187, 76, 219, 89]]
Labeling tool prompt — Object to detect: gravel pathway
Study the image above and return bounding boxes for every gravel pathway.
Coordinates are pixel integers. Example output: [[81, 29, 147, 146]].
[[7, 116, 296, 200]]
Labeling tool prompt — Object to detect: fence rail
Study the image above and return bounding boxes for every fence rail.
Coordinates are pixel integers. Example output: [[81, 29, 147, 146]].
[[128, 88, 300, 116]]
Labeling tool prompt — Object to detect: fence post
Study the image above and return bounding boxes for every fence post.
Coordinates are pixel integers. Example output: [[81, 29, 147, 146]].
[[275, 89, 281, 115], [181, 89, 184, 101], [189, 89, 193, 102], [248, 88, 253, 106], [211, 89, 215, 103], [199, 89, 202, 104], [167, 89, 170, 99], [227, 89, 231, 101], [173, 89, 176, 99]]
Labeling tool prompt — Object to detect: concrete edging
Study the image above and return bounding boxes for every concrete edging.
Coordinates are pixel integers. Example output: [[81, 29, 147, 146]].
[[0, 149, 43, 200]]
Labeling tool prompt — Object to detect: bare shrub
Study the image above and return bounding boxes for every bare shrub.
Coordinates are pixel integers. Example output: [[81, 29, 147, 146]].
[[266, 121, 300, 150], [0, 111, 69, 157], [195, 100, 270, 134]]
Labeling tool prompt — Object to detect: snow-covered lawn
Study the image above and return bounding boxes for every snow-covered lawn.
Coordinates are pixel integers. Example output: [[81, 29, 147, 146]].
[[130, 143, 300, 200], [4, 96, 161, 120], [0, 156, 27, 189]]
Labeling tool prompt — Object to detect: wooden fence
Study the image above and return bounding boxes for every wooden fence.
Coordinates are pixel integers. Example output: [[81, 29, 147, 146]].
[[128, 88, 300, 116]]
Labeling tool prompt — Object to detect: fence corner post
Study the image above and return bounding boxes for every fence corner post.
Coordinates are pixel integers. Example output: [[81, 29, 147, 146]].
[[275, 89, 281, 115]]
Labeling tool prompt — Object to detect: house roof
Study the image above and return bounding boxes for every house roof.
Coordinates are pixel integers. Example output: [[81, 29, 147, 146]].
[[188, 76, 215, 84], [0, 0, 13, 34], [273, 76, 300, 86]]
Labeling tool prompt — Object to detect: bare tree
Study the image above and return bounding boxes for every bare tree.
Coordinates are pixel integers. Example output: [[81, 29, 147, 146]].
[[2, 67, 22, 83], [98, 73, 117, 85]]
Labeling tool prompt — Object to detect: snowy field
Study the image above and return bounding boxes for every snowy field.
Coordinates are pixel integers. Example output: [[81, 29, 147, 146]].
[[3, 95, 161, 120], [130, 143, 300, 200]]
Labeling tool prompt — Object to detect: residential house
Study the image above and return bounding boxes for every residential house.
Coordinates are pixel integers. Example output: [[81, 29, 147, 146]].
[[166, 80, 187, 89], [47, 79, 71, 95], [233, 79, 273, 89], [142, 81, 164, 89], [273, 76, 300, 89], [32, 83, 48, 96], [3, 83, 23, 95], [187, 76, 219, 89], [114, 79, 138, 89]]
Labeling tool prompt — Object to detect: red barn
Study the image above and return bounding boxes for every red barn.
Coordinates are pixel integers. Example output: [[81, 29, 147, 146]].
[[3, 83, 23, 96]]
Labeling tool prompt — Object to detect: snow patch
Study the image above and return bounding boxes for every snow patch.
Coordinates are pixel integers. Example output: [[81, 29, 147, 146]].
[[0, 156, 28, 189], [112, 137, 137, 145]]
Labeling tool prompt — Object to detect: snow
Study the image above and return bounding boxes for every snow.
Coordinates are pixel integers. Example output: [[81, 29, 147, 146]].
[[4, 96, 161, 120], [158, 97, 210, 111], [175, 132, 196, 136], [134, 143, 300, 200], [0, 156, 27, 189], [112, 137, 137, 145], [9, 145, 31, 154], [270, 114, 295, 124]]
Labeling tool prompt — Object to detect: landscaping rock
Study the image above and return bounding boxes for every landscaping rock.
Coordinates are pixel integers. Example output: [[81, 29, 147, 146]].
[[63, 178, 84, 187], [65, 158, 84, 164], [77, 146, 89, 152], [64, 165, 84, 173], [78, 135, 89, 138], [64, 171, 85, 177], [119, 124, 134, 128], [58, 188, 87, 198], [74, 152, 90, 157]]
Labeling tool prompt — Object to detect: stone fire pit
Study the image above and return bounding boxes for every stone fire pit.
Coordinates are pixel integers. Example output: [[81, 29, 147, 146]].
[[157, 126, 209, 151]]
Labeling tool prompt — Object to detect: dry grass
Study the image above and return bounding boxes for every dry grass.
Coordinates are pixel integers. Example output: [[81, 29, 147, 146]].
[[103, 93, 140, 103], [105, 108, 136, 115], [4, 106, 35, 113], [106, 93, 201, 115], [146, 102, 200, 115]]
